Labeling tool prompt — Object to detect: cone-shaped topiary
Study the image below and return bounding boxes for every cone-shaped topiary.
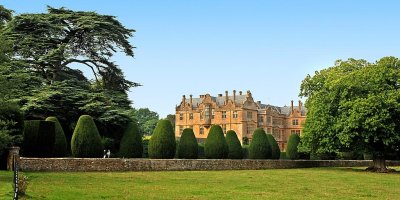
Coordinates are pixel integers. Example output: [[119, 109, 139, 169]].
[[177, 128, 198, 159], [266, 134, 280, 159], [45, 117, 67, 157], [249, 128, 271, 159], [226, 130, 243, 159], [71, 115, 103, 158], [23, 120, 55, 157], [287, 133, 301, 160], [204, 125, 228, 159], [119, 121, 143, 158], [148, 119, 176, 159]]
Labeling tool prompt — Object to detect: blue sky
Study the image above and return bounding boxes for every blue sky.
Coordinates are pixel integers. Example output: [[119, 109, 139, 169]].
[[3, 1, 400, 117]]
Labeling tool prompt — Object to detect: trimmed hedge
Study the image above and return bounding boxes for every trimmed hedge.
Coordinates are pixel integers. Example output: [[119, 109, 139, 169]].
[[119, 122, 143, 158], [177, 128, 198, 159], [286, 133, 301, 160], [148, 119, 176, 159], [45, 117, 67, 157], [204, 125, 228, 159], [249, 128, 271, 159], [71, 115, 103, 158], [226, 130, 243, 159], [23, 120, 55, 158], [266, 134, 280, 159]]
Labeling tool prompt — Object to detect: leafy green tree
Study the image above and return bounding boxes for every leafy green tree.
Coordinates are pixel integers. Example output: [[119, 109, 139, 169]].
[[1, 6, 139, 91], [300, 57, 400, 172], [45, 116, 67, 157], [119, 121, 143, 158], [148, 119, 176, 159], [204, 125, 228, 159], [249, 128, 271, 159], [225, 130, 243, 159], [71, 115, 103, 158], [165, 114, 176, 132], [266, 134, 280, 159], [23, 120, 55, 157], [177, 128, 198, 159], [286, 134, 300, 160], [129, 108, 160, 135]]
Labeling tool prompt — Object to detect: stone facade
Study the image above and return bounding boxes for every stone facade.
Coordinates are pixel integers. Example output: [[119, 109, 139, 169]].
[[175, 90, 307, 150], [19, 157, 400, 172]]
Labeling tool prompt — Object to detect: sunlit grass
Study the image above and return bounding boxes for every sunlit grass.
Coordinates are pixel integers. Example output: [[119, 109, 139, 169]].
[[1, 167, 399, 200]]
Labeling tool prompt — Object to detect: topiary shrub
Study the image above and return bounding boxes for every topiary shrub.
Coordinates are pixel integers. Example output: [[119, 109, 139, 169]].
[[249, 128, 271, 159], [286, 133, 301, 160], [242, 145, 250, 159], [177, 128, 198, 159], [266, 134, 280, 159], [119, 122, 143, 158], [204, 125, 228, 159], [71, 115, 103, 158], [197, 143, 205, 159], [23, 120, 55, 157], [148, 119, 176, 159], [45, 117, 67, 157], [225, 130, 243, 159]]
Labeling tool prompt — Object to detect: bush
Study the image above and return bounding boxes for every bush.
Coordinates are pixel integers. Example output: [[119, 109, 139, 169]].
[[249, 128, 271, 159], [177, 128, 198, 159], [142, 138, 150, 158], [23, 120, 55, 157], [198, 143, 205, 159], [225, 130, 243, 159], [280, 152, 287, 159], [148, 119, 176, 159], [242, 145, 250, 159], [119, 122, 143, 158], [204, 125, 228, 159], [45, 117, 67, 157], [286, 133, 301, 160], [266, 134, 280, 159], [71, 115, 103, 158]]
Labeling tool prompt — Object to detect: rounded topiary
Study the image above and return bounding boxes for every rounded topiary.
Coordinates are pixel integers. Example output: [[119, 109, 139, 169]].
[[225, 130, 243, 159], [204, 125, 228, 159], [119, 121, 143, 158], [249, 128, 271, 159], [266, 134, 280, 159], [286, 133, 301, 160], [71, 115, 103, 158], [148, 119, 176, 159], [177, 128, 198, 159], [45, 117, 67, 157], [23, 120, 55, 157]]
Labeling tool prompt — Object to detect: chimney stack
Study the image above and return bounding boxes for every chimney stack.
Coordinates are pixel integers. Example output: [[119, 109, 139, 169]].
[[233, 90, 236, 102], [225, 90, 229, 103], [239, 91, 243, 95], [182, 95, 186, 107], [291, 100, 294, 113], [190, 94, 193, 105], [298, 100, 302, 111], [218, 94, 222, 97]]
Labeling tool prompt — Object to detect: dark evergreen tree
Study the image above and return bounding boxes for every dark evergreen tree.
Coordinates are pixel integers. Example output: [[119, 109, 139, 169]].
[[249, 128, 271, 159], [266, 134, 281, 159], [287, 133, 301, 160], [177, 128, 198, 159], [119, 121, 143, 158], [23, 120, 55, 157], [148, 120, 176, 159], [71, 115, 103, 158], [225, 130, 243, 159], [204, 125, 228, 159], [45, 117, 68, 157]]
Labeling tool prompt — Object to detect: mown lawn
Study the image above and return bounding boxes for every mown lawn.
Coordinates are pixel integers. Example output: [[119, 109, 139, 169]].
[[1, 167, 399, 200]]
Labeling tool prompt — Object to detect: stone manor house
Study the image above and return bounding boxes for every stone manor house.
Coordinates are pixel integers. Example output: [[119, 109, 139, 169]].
[[175, 90, 307, 150]]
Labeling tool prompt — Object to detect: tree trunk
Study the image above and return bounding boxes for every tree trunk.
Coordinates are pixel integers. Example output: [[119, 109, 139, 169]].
[[366, 153, 392, 173]]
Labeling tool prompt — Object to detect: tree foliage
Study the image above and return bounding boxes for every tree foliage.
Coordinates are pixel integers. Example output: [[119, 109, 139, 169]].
[[286, 134, 300, 160], [71, 115, 103, 158], [45, 116, 68, 157], [204, 125, 228, 159], [249, 128, 271, 159], [119, 121, 143, 158], [128, 108, 159, 135], [148, 119, 176, 159], [23, 120, 55, 157], [300, 57, 400, 171], [177, 128, 198, 159], [225, 130, 243, 159], [266, 134, 280, 159]]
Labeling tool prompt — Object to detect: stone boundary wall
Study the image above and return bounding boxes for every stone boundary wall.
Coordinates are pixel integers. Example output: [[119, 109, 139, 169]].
[[19, 158, 400, 172]]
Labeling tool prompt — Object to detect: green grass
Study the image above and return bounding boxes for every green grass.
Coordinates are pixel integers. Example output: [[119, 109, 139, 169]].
[[1, 167, 399, 200]]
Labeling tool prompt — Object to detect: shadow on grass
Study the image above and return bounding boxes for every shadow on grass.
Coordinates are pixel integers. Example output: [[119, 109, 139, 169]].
[[330, 167, 400, 174]]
